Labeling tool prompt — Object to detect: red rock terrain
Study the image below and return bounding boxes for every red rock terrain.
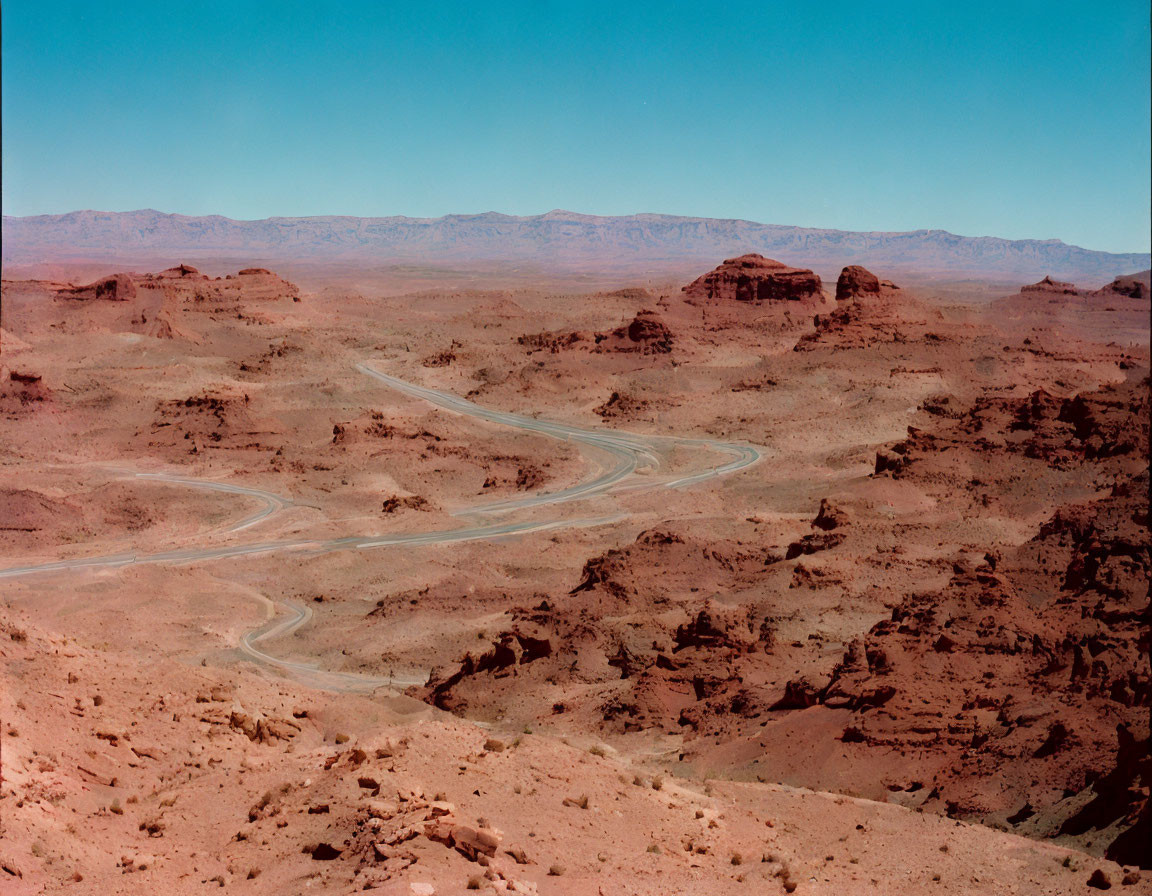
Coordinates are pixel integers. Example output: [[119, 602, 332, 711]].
[[0, 368, 53, 419], [1, 257, 1148, 894], [992, 271, 1151, 347], [683, 254, 825, 303], [834, 265, 882, 301], [57, 272, 137, 302]]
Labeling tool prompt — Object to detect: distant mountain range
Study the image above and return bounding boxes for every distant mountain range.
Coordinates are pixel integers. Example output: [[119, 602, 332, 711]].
[[3, 209, 1147, 281]]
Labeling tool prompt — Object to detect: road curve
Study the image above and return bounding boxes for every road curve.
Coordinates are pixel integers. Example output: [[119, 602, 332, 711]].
[[356, 363, 759, 513], [132, 471, 293, 533], [357, 364, 652, 514], [1, 365, 763, 690]]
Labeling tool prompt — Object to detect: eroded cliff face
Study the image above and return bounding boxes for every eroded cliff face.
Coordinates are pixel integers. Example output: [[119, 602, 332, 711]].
[[682, 254, 824, 303]]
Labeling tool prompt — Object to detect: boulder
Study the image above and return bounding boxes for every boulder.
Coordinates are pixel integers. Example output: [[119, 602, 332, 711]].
[[811, 499, 847, 531], [308, 843, 341, 861], [424, 817, 502, 861]]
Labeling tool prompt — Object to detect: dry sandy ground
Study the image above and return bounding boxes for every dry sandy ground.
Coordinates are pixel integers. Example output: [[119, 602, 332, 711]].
[[1, 260, 1148, 894]]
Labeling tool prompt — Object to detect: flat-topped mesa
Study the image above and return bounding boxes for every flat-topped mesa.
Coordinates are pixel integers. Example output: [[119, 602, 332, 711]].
[[141, 264, 300, 300], [835, 265, 881, 302], [682, 254, 823, 303], [57, 272, 137, 302], [1021, 276, 1079, 295], [226, 267, 301, 300]]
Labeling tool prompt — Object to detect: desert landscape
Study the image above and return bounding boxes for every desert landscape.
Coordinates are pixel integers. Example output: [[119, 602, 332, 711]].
[[3, 1, 1150, 891], [1, 219, 1148, 893]]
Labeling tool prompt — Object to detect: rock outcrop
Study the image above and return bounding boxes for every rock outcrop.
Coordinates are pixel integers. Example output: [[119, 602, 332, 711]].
[[1021, 276, 1079, 295], [157, 263, 208, 280], [57, 273, 137, 302], [811, 498, 848, 531], [0, 368, 52, 418], [835, 265, 881, 302], [795, 271, 930, 351], [1092, 271, 1150, 302], [227, 268, 301, 301], [605, 311, 673, 354], [54, 265, 299, 306], [683, 254, 823, 303], [517, 311, 673, 357]]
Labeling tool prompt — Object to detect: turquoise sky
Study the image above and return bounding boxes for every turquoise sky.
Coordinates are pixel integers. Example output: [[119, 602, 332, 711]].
[[2, 1, 1149, 251]]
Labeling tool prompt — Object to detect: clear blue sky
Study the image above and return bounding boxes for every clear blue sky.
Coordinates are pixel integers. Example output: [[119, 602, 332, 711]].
[[3, 1, 1149, 251]]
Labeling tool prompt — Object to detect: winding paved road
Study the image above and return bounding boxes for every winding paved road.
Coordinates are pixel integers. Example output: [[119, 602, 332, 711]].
[[1, 364, 762, 691], [132, 471, 294, 533]]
